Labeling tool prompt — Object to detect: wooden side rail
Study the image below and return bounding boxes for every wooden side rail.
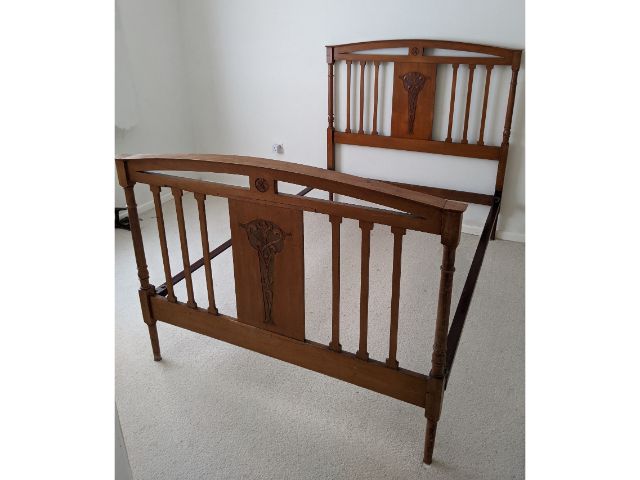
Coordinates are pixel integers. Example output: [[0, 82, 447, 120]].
[[117, 153, 465, 465], [444, 195, 501, 387]]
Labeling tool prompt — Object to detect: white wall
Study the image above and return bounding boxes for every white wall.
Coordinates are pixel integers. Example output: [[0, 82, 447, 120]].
[[176, 0, 525, 240], [115, 0, 195, 209], [116, 0, 525, 241]]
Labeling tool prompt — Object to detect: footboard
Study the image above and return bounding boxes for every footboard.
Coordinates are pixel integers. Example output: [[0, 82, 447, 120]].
[[116, 154, 466, 463]]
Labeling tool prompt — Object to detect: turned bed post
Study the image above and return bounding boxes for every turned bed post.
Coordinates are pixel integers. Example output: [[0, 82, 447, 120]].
[[326, 46, 336, 201], [424, 210, 462, 464], [116, 159, 161, 361], [492, 50, 522, 239]]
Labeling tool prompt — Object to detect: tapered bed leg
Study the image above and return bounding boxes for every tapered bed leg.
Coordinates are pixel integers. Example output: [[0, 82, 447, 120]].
[[147, 322, 162, 361], [139, 290, 161, 361], [424, 419, 438, 464]]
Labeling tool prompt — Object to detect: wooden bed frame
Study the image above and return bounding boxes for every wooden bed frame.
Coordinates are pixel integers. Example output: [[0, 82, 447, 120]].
[[117, 39, 522, 465]]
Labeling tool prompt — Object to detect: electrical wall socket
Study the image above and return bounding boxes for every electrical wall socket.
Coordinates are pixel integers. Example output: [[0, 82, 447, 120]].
[[272, 143, 283, 154]]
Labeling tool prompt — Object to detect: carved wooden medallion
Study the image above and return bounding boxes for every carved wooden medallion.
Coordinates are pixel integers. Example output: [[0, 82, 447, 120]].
[[228, 199, 305, 341], [399, 71, 426, 134], [240, 219, 288, 324], [391, 62, 437, 139], [254, 177, 269, 192]]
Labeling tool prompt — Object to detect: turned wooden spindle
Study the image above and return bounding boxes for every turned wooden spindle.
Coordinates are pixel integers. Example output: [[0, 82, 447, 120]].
[[372, 61, 380, 135], [358, 61, 366, 134], [386, 227, 406, 369], [329, 215, 342, 352], [123, 185, 154, 294], [172, 187, 197, 309], [345, 60, 352, 133], [327, 62, 334, 129], [150, 185, 176, 303], [461, 64, 476, 144], [195, 193, 218, 315], [356, 220, 373, 361], [478, 65, 493, 146], [445, 64, 459, 143], [501, 58, 521, 149]]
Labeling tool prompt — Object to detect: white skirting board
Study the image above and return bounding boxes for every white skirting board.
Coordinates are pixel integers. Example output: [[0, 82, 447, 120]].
[[462, 224, 525, 243]]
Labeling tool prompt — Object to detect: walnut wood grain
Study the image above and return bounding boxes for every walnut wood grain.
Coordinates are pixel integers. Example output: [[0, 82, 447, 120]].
[[386, 227, 406, 369], [358, 61, 366, 134], [445, 197, 500, 386], [391, 63, 437, 139], [195, 193, 218, 315], [118, 38, 523, 467], [356, 220, 373, 361], [336, 53, 510, 66], [385, 181, 494, 206], [372, 61, 380, 135], [330, 39, 515, 61], [334, 132, 500, 160], [123, 185, 153, 293], [132, 170, 446, 235], [150, 295, 432, 407], [150, 185, 176, 303], [329, 215, 342, 352], [346, 60, 352, 133], [478, 65, 493, 146], [461, 64, 476, 144], [446, 64, 459, 143], [229, 199, 305, 341]]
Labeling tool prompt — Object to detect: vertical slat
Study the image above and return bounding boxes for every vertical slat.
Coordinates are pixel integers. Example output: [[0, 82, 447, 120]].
[[445, 64, 459, 143], [356, 220, 373, 361], [329, 215, 342, 352], [372, 61, 380, 135], [172, 187, 197, 309], [123, 185, 153, 293], [195, 193, 218, 315], [150, 185, 176, 303], [478, 65, 493, 146], [386, 227, 406, 369], [345, 60, 352, 133], [358, 60, 366, 134], [461, 64, 476, 144]]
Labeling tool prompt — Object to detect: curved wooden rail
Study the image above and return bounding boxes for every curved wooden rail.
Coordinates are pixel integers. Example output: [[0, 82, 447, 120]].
[[116, 154, 466, 237], [330, 39, 518, 59]]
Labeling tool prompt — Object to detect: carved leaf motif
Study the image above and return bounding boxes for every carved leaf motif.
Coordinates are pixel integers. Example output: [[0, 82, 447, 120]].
[[399, 71, 427, 134], [240, 219, 288, 324]]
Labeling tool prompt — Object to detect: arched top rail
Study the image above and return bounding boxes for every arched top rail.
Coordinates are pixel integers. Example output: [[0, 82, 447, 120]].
[[116, 154, 466, 229], [327, 39, 521, 65]]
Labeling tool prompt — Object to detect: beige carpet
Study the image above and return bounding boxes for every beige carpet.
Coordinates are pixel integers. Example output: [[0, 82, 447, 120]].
[[115, 193, 524, 480]]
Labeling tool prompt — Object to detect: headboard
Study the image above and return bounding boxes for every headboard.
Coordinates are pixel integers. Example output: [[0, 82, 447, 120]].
[[326, 39, 522, 207]]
